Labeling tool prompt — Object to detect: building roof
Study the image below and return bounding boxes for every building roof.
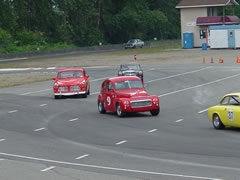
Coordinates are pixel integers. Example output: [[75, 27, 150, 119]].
[[176, 0, 239, 8], [196, 16, 240, 26]]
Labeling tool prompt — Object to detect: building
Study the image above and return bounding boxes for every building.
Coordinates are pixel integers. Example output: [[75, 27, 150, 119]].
[[176, 0, 239, 48]]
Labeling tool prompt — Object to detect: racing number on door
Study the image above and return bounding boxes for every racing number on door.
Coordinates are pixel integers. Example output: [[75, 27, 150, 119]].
[[228, 109, 234, 121], [107, 96, 111, 106]]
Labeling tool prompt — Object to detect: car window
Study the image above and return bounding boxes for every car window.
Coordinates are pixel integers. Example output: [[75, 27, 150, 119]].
[[115, 80, 143, 90], [58, 71, 83, 78], [121, 64, 140, 70], [107, 82, 113, 91], [221, 96, 229, 105], [229, 96, 240, 105]]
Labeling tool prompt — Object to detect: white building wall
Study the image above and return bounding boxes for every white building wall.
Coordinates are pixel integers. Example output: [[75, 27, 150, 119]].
[[180, 8, 208, 47], [235, 29, 240, 48], [209, 30, 228, 48]]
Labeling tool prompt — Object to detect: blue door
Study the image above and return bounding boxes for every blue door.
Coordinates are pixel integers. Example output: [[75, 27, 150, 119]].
[[228, 30, 235, 48], [183, 32, 193, 48]]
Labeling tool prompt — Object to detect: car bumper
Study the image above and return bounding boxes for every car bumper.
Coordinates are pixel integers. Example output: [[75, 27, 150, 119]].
[[121, 105, 159, 112], [54, 91, 87, 96]]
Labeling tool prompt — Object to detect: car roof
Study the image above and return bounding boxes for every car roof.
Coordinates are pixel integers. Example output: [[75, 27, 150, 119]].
[[224, 93, 240, 97], [121, 62, 140, 66], [107, 76, 141, 83], [57, 68, 85, 73]]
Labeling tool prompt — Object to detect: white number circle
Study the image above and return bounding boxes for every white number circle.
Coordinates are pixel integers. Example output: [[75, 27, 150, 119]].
[[107, 96, 111, 106]]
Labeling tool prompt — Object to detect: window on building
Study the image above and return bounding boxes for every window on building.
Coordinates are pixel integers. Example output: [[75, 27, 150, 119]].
[[200, 29, 206, 39]]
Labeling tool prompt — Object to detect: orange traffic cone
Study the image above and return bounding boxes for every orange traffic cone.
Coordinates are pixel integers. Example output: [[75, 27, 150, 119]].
[[202, 57, 206, 64], [219, 57, 224, 63], [237, 56, 240, 63], [210, 57, 214, 63]]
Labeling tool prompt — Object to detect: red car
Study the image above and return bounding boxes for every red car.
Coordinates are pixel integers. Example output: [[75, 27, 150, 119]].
[[98, 76, 160, 117], [53, 68, 90, 99]]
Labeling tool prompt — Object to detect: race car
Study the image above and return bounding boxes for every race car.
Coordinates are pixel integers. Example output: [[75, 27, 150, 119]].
[[118, 62, 143, 81], [52, 68, 90, 99], [97, 76, 160, 117], [208, 93, 240, 129]]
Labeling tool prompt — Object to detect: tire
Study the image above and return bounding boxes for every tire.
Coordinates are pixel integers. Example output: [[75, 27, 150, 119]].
[[116, 103, 125, 117], [82, 93, 87, 98], [150, 108, 160, 116], [87, 88, 90, 95], [98, 101, 106, 114], [213, 114, 225, 129], [54, 95, 61, 99]]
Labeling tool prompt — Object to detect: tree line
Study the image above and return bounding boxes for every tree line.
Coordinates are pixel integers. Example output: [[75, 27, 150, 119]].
[[0, 0, 181, 53]]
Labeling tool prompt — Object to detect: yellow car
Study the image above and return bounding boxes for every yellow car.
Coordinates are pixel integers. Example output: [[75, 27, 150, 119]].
[[208, 93, 240, 129]]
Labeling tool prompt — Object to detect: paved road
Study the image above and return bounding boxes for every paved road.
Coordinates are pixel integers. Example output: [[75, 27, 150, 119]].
[[1, 64, 240, 180]]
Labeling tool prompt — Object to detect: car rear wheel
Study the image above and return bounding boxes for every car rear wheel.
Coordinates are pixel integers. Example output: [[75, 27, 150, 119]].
[[87, 88, 90, 95], [150, 108, 160, 116], [213, 114, 225, 129], [116, 103, 125, 117], [98, 101, 106, 114]]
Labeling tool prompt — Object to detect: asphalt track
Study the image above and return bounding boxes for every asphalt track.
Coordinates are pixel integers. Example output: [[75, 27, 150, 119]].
[[1, 63, 240, 180]]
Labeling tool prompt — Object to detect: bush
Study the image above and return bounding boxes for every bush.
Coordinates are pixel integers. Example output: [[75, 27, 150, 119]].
[[0, 28, 14, 48], [15, 30, 46, 46]]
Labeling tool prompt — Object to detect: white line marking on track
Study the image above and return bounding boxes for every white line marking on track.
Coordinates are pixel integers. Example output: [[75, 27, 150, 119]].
[[116, 140, 127, 145], [91, 77, 110, 82], [69, 118, 79, 122], [144, 68, 155, 72], [198, 109, 208, 114], [0, 152, 223, 180], [20, 89, 52, 95], [41, 166, 56, 172], [0, 139, 6, 142], [40, 104, 48, 107], [75, 154, 89, 160], [34, 128, 45, 132], [8, 110, 18, 113], [0, 57, 28, 62], [176, 119, 183, 123], [148, 129, 158, 133], [159, 73, 240, 97], [91, 91, 100, 95], [146, 67, 211, 83]]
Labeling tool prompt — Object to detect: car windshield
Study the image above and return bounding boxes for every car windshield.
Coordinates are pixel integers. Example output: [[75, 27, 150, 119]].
[[121, 64, 141, 70], [115, 80, 143, 90], [128, 40, 135, 43], [58, 71, 83, 79]]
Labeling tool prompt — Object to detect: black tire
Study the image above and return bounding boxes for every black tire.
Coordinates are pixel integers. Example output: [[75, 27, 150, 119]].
[[87, 88, 90, 95], [150, 108, 160, 116], [116, 103, 125, 117], [54, 95, 61, 99], [82, 93, 87, 98], [213, 114, 225, 129], [98, 101, 106, 114]]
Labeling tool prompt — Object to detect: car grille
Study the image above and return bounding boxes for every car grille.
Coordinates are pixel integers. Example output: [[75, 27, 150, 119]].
[[58, 86, 68, 91], [70, 85, 80, 91], [130, 100, 152, 108]]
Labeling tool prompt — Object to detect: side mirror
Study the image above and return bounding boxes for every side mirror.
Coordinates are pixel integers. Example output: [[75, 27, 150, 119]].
[[86, 75, 90, 78], [52, 78, 56, 80]]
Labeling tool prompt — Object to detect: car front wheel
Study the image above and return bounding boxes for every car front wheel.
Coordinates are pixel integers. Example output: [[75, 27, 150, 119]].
[[213, 114, 225, 129], [116, 103, 125, 117], [150, 108, 160, 116], [98, 100, 106, 114]]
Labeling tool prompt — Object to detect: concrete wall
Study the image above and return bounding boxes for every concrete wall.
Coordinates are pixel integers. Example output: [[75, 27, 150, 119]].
[[180, 8, 208, 47]]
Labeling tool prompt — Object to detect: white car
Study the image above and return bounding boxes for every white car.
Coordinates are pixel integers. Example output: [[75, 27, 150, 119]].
[[125, 39, 144, 49]]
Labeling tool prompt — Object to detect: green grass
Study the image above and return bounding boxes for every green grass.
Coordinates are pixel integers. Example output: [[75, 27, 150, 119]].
[[0, 43, 78, 54], [104, 43, 181, 56]]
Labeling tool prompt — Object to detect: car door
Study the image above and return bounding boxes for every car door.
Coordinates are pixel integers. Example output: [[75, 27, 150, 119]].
[[225, 96, 240, 127], [218, 96, 230, 125], [103, 81, 116, 112]]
